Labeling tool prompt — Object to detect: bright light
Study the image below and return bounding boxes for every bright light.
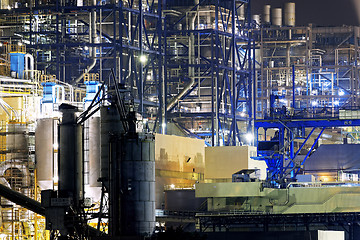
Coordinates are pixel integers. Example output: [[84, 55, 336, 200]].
[[7, 5, 10, 10], [334, 100, 340, 106], [245, 133, 254, 142], [280, 99, 288, 104], [240, 112, 246, 117], [147, 75, 152, 80], [84, 46, 89, 51], [53, 176, 59, 183], [53, 143, 58, 150], [17, 42, 22, 46], [170, 184, 175, 189], [139, 55, 148, 63], [339, 91, 345, 96], [311, 101, 318, 107], [0, 43, 3, 47]]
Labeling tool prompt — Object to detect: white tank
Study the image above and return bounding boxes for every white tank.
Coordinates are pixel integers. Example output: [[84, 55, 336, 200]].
[[284, 2, 295, 26], [252, 14, 260, 26], [263, 5, 271, 24], [272, 8, 282, 26]]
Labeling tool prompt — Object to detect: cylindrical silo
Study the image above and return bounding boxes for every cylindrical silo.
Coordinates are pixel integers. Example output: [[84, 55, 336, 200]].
[[35, 118, 54, 190], [89, 116, 101, 187], [120, 134, 155, 236], [272, 8, 282, 26], [284, 2, 295, 26], [252, 14, 260, 26], [58, 104, 83, 205], [100, 104, 124, 189], [263, 5, 271, 24], [6, 123, 28, 161]]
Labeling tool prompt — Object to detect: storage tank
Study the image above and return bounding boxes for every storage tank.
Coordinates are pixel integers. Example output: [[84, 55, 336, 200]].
[[284, 2, 295, 26], [35, 118, 54, 190], [120, 134, 156, 236], [100, 103, 124, 189], [6, 123, 28, 161], [272, 8, 282, 26], [58, 104, 83, 205], [263, 5, 271, 24]]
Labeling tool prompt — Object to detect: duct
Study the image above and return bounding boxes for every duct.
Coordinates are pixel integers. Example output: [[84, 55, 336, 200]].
[[167, 13, 197, 112], [0, 160, 31, 187], [24, 54, 34, 80], [0, 182, 45, 216], [166, 79, 196, 112]]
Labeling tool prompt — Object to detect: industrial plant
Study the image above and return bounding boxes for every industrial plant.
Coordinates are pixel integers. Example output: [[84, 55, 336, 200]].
[[0, 0, 356, 240]]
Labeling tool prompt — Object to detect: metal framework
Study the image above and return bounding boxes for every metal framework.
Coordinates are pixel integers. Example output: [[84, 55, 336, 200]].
[[164, 0, 254, 146], [196, 211, 360, 240], [0, 0, 165, 130], [254, 25, 360, 184]]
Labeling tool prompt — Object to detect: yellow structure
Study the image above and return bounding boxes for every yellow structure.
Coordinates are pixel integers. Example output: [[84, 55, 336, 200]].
[[196, 181, 360, 214], [154, 133, 205, 208], [204, 146, 267, 182]]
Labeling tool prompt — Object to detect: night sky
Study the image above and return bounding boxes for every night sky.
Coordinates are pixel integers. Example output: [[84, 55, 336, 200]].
[[252, 0, 359, 26]]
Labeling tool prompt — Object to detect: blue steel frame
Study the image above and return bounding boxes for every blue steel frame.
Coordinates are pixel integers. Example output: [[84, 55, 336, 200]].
[[255, 114, 360, 184], [164, 0, 254, 146]]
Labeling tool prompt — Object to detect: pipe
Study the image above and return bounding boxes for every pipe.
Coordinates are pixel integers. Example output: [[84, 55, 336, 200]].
[[25, 54, 34, 80], [0, 183, 45, 216], [0, 99, 20, 120], [167, 13, 197, 112]]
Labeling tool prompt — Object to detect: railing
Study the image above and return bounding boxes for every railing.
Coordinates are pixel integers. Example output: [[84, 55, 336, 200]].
[[287, 181, 360, 188], [263, 106, 360, 121]]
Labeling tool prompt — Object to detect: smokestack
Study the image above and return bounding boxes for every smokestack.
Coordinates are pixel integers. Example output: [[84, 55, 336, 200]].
[[272, 8, 282, 26], [263, 5, 271, 24], [284, 2, 296, 26]]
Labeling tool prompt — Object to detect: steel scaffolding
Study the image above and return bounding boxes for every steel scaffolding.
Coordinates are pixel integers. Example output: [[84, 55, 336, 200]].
[[165, 0, 254, 146]]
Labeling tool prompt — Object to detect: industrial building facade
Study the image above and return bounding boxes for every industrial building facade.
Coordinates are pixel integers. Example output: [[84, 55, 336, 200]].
[[0, 0, 356, 240]]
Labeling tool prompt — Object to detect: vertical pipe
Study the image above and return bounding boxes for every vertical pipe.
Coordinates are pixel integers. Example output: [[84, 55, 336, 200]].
[[247, 1, 253, 136], [211, 33, 214, 146], [232, 0, 236, 145], [100, 8, 102, 81], [215, 0, 220, 146], [119, 2, 123, 83], [139, 0, 144, 114], [158, 2, 165, 134], [292, 65, 295, 108], [163, 12, 167, 134], [113, 6, 117, 80], [290, 130, 294, 178], [56, 15, 60, 80]]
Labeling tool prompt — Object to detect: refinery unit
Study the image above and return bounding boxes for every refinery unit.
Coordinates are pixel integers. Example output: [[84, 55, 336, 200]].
[[0, 0, 356, 240]]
